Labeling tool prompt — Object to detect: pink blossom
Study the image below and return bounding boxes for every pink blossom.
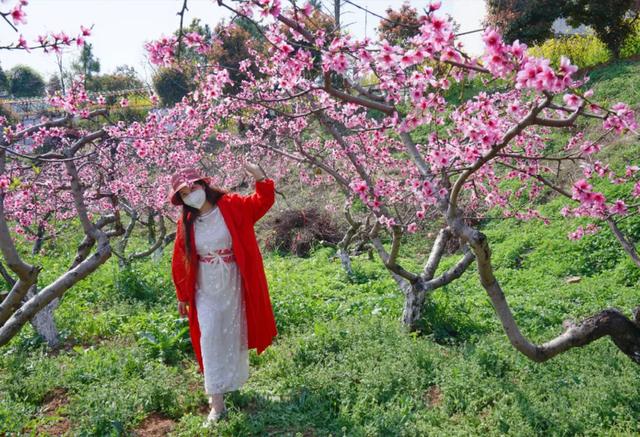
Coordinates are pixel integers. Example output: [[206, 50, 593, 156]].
[[279, 42, 294, 55], [400, 50, 417, 68], [593, 161, 609, 177], [581, 142, 600, 155], [591, 192, 605, 205], [573, 179, 592, 194], [324, 52, 348, 74], [377, 215, 397, 229], [301, 2, 313, 17], [611, 102, 632, 117], [624, 165, 639, 177], [52, 31, 71, 45], [430, 149, 449, 168], [144, 36, 177, 66], [260, 0, 281, 17], [11, 5, 27, 25], [378, 51, 396, 68], [350, 180, 368, 194], [184, 32, 205, 48], [609, 200, 627, 215], [482, 29, 501, 49], [563, 94, 581, 108], [428, 16, 447, 34], [37, 34, 48, 47], [568, 226, 585, 240], [558, 56, 577, 77], [0, 175, 10, 191], [440, 47, 461, 63], [510, 40, 526, 58], [410, 87, 423, 101], [17, 34, 30, 51]]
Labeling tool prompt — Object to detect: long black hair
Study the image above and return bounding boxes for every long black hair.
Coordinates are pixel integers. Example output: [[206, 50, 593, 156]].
[[178, 180, 229, 259]]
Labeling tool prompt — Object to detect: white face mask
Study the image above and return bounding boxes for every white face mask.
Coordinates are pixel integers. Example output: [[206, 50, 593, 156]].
[[182, 188, 206, 209]]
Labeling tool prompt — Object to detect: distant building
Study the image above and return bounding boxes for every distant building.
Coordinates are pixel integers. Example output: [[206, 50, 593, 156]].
[[551, 18, 589, 36]]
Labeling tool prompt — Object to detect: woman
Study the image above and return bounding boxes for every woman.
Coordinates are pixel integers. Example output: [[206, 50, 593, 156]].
[[169, 162, 277, 424]]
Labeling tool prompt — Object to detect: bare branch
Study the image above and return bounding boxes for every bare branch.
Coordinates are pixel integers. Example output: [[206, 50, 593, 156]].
[[176, 0, 189, 60], [323, 73, 395, 115], [451, 215, 640, 364], [425, 245, 475, 289], [607, 218, 640, 268], [421, 228, 450, 280]]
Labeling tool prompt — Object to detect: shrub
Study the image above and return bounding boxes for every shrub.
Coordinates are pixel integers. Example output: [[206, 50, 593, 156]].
[[8, 65, 45, 97], [136, 319, 191, 366], [620, 20, 640, 58], [528, 33, 610, 68], [0, 102, 18, 124], [528, 21, 640, 69], [152, 67, 194, 107], [263, 207, 342, 256], [114, 265, 157, 303]]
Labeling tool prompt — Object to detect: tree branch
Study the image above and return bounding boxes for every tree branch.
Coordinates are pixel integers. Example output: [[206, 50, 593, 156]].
[[450, 215, 640, 364]]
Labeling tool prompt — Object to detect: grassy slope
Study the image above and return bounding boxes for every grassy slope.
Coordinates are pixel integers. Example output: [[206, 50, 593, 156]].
[[1, 60, 639, 436]]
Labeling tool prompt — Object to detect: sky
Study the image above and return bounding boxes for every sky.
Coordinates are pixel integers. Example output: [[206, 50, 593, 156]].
[[1, 0, 487, 85]]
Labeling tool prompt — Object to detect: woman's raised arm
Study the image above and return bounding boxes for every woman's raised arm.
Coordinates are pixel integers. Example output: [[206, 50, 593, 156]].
[[238, 178, 275, 224]]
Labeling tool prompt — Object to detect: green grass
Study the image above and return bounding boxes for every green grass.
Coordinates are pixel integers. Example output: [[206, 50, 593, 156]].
[[2, 203, 639, 436], [1, 61, 640, 436]]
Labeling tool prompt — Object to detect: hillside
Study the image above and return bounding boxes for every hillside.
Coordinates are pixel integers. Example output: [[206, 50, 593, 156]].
[[1, 60, 639, 437]]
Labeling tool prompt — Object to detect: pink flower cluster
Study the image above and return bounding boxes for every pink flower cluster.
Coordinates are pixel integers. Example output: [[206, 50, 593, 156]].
[[568, 223, 599, 240], [515, 56, 577, 92], [572, 179, 606, 212], [258, 0, 281, 18], [9, 0, 28, 25], [145, 36, 178, 66], [603, 103, 638, 134], [0, 175, 11, 192], [9, 0, 92, 54], [47, 78, 90, 114], [481, 29, 526, 77], [16, 25, 91, 53]]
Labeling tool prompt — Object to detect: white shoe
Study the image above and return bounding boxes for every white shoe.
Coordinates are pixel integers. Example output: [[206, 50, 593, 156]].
[[205, 406, 227, 424]]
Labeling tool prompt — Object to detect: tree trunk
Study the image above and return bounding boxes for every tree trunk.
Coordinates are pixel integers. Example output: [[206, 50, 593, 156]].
[[337, 247, 353, 276], [401, 280, 428, 331], [151, 245, 164, 262], [25, 285, 61, 348]]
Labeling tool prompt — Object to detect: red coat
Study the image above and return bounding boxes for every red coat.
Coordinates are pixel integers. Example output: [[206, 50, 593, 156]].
[[171, 178, 277, 374]]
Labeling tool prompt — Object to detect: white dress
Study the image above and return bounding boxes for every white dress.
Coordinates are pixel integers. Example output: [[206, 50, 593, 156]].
[[194, 205, 249, 395]]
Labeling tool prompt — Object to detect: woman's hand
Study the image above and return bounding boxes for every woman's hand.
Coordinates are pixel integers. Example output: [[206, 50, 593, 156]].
[[178, 301, 189, 318], [243, 160, 266, 181]]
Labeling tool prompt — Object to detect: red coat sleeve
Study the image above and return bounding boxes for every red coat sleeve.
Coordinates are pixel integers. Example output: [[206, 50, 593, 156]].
[[171, 218, 190, 302], [238, 178, 276, 224]]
